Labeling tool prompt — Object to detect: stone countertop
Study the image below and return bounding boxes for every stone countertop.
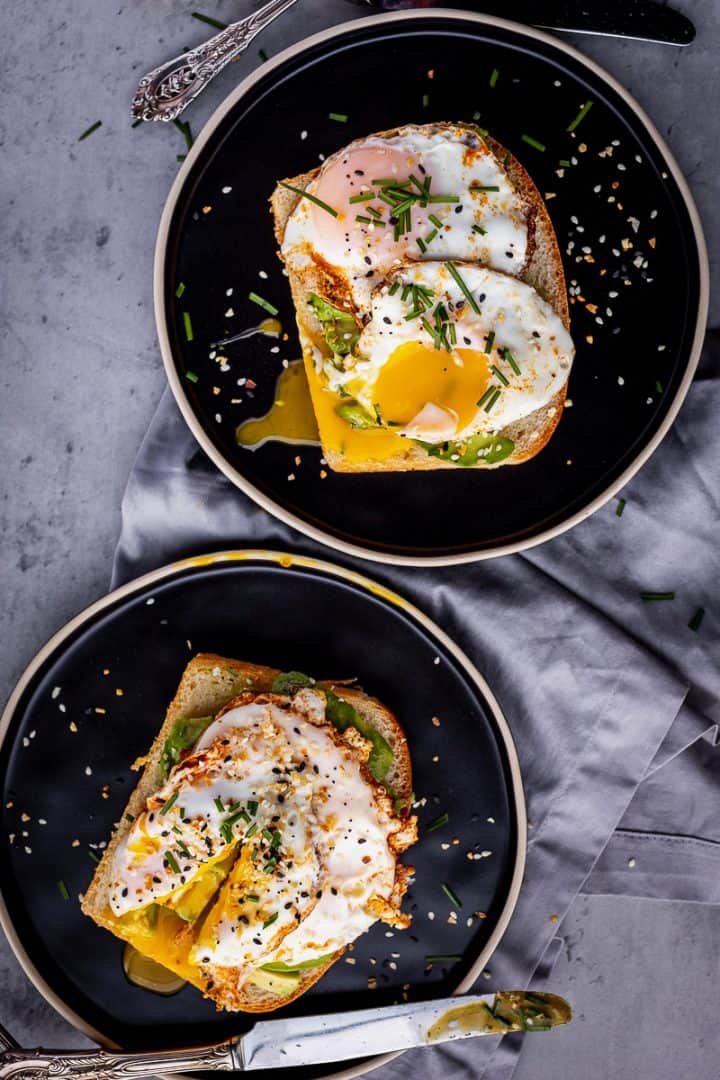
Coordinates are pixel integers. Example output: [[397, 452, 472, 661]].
[[1, 1, 718, 1076]]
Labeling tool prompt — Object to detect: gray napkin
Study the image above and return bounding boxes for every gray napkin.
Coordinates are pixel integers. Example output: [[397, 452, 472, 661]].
[[111, 336, 719, 1080]]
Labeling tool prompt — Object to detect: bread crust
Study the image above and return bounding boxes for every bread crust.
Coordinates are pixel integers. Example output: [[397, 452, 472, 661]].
[[271, 122, 570, 472], [81, 654, 415, 1012]]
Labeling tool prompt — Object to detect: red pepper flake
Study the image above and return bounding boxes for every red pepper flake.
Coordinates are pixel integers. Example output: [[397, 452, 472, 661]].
[[245, 379, 257, 390]]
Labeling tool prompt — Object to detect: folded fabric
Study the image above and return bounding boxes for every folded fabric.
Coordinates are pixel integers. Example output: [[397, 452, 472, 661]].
[[111, 337, 719, 1080]]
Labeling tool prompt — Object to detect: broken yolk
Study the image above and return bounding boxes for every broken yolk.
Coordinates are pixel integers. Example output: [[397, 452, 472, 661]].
[[371, 344, 491, 432]]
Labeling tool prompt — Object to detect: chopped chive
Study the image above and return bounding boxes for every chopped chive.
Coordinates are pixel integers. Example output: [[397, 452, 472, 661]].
[[445, 261, 482, 315], [421, 317, 439, 344], [125, 813, 135, 823], [449, 322, 457, 345], [262, 827, 274, 842], [688, 607, 705, 632], [258, 48, 269, 63], [263, 911, 279, 928], [404, 308, 425, 321], [371, 177, 401, 186], [416, 237, 427, 253], [175, 839, 191, 858], [521, 134, 546, 152], [484, 387, 502, 412], [87, 849, 100, 864], [503, 151, 511, 166], [248, 291, 279, 316], [172, 825, 182, 835], [247, 800, 258, 815], [213, 797, 224, 812], [177, 154, 186, 163], [429, 213, 443, 229], [472, 224, 487, 235], [424, 228, 438, 245], [640, 592, 675, 602], [422, 93, 430, 107], [279, 181, 338, 218], [409, 174, 426, 194], [349, 192, 374, 204], [328, 112, 349, 123], [160, 791, 179, 815], [567, 99, 594, 133], [477, 386, 496, 409], [178, 807, 185, 818], [246, 893, 260, 902], [484, 330, 495, 354], [271, 830, 282, 849], [616, 498, 626, 517], [426, 812, 449, 833], [355, 214, 372, 225], [503, 348, 521, 375], [220, 822, 233, 845], [655, 380, 664, 393], [442, 882, 462, 908], [491, 365, 510, 387], [245, 822, 258, 838], [131, 118, 143, 129], [175, 281, 186, 298], [57, 879, 70, 900], [558, 158, 571, 167], [182, 311, 193, 341], [389, 282, 401, 296], [425, 954, 461, 963], [489, 68, 499, 88], [173, 118, 193, 151], [428, 194, 460, 203], [472, 110, 482, 121], [164, 850, 181, 874], [366, 206, 383, 221], [263, 858, 278, 874], [78, 121, 102, 142], [185, 370, 199, 383], [470, 185, 500, 193], [191, 12, 228, 30]]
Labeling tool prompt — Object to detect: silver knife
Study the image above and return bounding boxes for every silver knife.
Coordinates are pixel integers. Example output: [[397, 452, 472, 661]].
[[349, 0, 696, 46], [0, 992, 570, 1078]]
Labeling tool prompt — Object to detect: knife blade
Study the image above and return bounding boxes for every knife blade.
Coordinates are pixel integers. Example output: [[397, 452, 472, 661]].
[[348, 0, 696, 46], [237, 991, 571, 1070]]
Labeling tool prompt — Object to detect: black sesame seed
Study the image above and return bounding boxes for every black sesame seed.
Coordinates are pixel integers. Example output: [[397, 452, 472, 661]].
[[454, 205, 463, 214]]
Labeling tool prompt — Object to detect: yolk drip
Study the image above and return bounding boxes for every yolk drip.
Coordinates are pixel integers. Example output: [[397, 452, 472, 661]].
[[236, 361, 320, 449], [371, 344, 491, 432]]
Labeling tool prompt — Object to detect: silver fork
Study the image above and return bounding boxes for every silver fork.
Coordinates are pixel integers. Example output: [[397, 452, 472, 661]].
[[132, 0, 300, 123]]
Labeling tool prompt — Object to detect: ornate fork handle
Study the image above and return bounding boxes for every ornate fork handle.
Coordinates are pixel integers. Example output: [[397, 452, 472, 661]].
[[132, 0, 300, 122], [0, 1041, 237, 1080]]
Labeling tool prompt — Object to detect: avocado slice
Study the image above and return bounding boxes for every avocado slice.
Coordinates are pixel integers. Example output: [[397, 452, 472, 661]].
[[165, 848, 237, 923], [249, 967, 301, 997]]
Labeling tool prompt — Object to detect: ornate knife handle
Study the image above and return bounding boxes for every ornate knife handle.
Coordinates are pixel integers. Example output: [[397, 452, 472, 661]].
[[0, 1040, 237, 1080], [132, 0, 300, 122]]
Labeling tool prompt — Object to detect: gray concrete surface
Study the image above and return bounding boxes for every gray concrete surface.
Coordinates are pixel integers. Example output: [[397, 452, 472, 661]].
[[1, 1, 719, 1075]]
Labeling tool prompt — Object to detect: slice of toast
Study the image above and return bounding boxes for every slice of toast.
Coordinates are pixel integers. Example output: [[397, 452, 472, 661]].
[[271, 122, 570, 472], [81, 654, 415, 1012]]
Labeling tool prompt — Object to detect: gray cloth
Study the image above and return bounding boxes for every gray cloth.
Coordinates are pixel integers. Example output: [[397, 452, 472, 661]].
[[112, 335, 719, 1080]]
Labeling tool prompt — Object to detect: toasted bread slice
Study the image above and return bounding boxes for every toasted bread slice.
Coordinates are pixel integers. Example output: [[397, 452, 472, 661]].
[[81, 654, 415, 1012], [271, 122, 570, 472]]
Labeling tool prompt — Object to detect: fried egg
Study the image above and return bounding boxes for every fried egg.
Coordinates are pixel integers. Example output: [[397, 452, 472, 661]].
[[282, 124, 531, 311], [315, 261, 574, 443], [109, 689, 413, 984]]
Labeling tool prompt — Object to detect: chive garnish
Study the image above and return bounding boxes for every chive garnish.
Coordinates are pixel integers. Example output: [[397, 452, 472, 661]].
[[449, 322, 457, 345], [263, 858, 278, 874], [258, 48, 269, 63], [176, 839, 191, 858], [247, 893, 260, 902], [640, 592, 675, 602], [172, 825, 182, 835], [503, 348, 521, 375], [470, 185, 500, 193], [183, 311, 193, 342], [416, 237, 427, 253], [616, 498, 626, 517], [78, 121, 102, 142], [491, 365, 510, 387], [279, 181, 338, 218], [688, 607, 705, 632], [425, 954, 461, 963], [472, 224, 487, 235], [484, 387, 502, 412], [173, 118, 193, 151], [164, 850, 181, 874], [245, 822, 258, 838], [655, 380, 664, 393], [441, 882, 462, 908], [503, 151, 511, 166], [262, 827, 274, 841], [355, 214, 372, 225], [185, 370, 199, 383], [366, 206, 383, 221], [263, 911, 279, 928], [426, 812, 449, 833], [349, 192, 374, 204], [445, 261, 481, 315], [248, 291, 279, 316], [125, 813, 135, 823], [389, 282, 401, 296], [175, 282, 186, 298], [473, 110, 482, 121], [428, 194, 460, 203], [558, 159, 571, 167], [271, 830, 282, 849], [489, 68, 499, 88], [521, 134, 546, 152], [429, 213, 443, 229], [422, 93, 430, 107], [484, 331, 495, 354], [191, 12, 228, 30], [57, 879, 70, 900], [477, 386, 496, 409], [160, 791, 179, 815], [247, 800, 258, 815], [213, 796, 224, 812], [87, 849, 100, 864], [328, 112, 349, 123], [567, 100, 594, 133], [131, 118, 143, 129]]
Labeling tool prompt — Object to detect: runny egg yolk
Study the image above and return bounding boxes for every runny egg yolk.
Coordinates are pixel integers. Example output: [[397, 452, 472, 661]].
[[371, 344, 491, 432]]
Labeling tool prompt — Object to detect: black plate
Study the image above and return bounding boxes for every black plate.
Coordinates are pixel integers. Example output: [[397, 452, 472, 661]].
[[158, 12, 706, 564], [0, 553, 523, 1077]]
